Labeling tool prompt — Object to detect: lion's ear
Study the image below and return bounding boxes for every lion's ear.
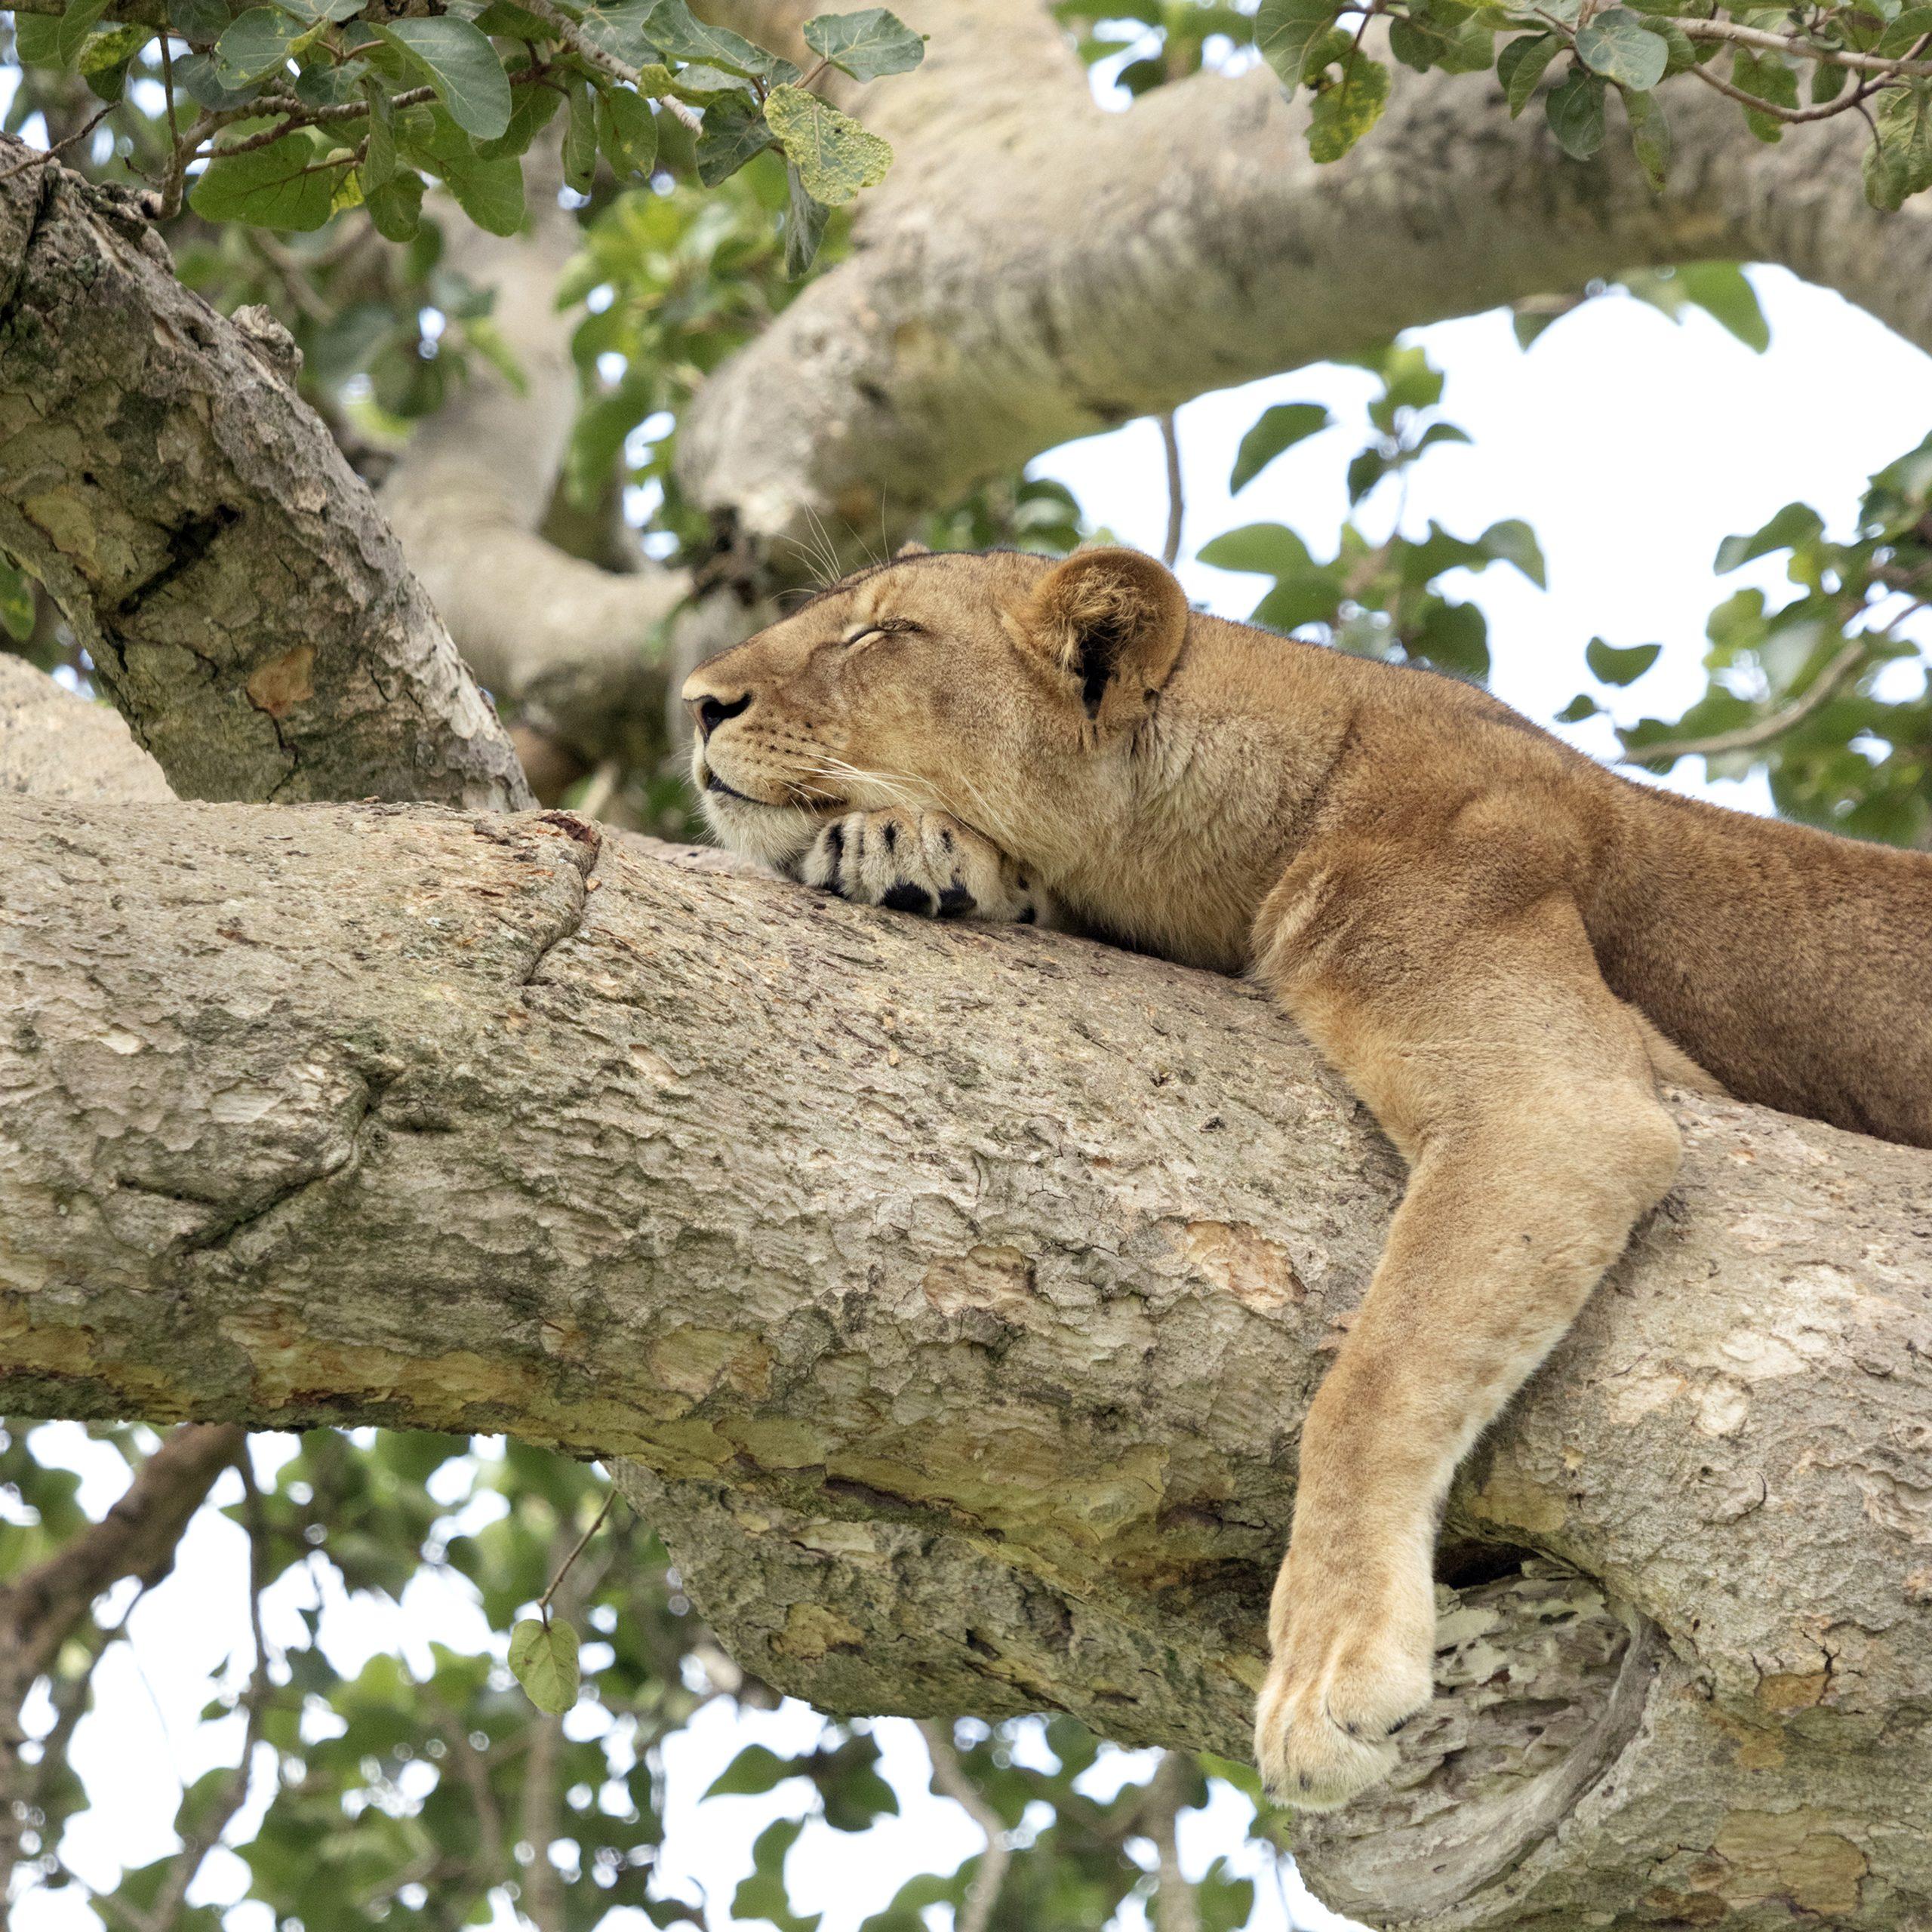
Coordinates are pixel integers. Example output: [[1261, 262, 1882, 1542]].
[[894, 540, 931, 559], [1016, 546, 1189, 732]]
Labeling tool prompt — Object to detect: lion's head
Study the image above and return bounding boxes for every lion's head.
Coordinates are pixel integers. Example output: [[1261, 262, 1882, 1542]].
[[680, 543, 1190, 878]]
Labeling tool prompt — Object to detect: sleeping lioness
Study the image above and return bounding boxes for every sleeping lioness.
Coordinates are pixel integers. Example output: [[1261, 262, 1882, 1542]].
[[680, 543, 1932, 1810]]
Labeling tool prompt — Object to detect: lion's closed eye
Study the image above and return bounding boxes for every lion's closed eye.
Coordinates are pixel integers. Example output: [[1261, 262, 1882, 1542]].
[[843, 620, 921, 648]]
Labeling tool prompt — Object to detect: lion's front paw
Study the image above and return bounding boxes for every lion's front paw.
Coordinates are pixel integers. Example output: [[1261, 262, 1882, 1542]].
[[796, 809, 1045, 925], [1254, 1583, 1434, 1810]]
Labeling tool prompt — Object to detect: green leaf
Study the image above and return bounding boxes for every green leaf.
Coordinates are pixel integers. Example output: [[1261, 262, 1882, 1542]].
[[365, 167, 424, 240], [783, 158, 831, 276], [1586, 637, 1663, 685], [175, 49, 260, 109], [168, 0, 232, 40], [1255, 568, 1344, 631], [643, 0, 794, 78], [275, 0, 364, 20], [213, 5, 307, 84], [51, 0, 112, 66], [0, 557, 36, 641], [1732, 46, 1796, 140], [293, 56, 365, 105], [12, 13, 61, 63], [1876, 5, 1932, 53], [361, 76, 395, 188], [1545, 64, 1607, 158], [1388, 2, 1492, 72], [397, 104, 526, 232], [704, 1744, 801, 1799], [595, 84, 658, 174], [189, 126, 340, 229], [1254, 0, 1342, 91], [764, 82, 891, 203], [375, 17, 512, 140], [696, 92, 775, 182], [574, 0, 660, 66], [801, 8, 926, 79], [1714, 501, 1823, 572], [1477, 517, 1546, 586], [562, 77, 597, 189], [1230, 402, 1331, 491], [478, 78, 565, 159], [1863, 82, 1932, 209], [1306, 52, 1389, 161], [1410, 597, 1489, 677], [1498, 30, 1561, 113], [508, 1617, 580, 1714], [1675, 261, 1768, 351], [662, 60, 752, 101], [733, 1818, 820, 1932], [1623, 81, 1669, 189], [79, 22, 150, 97], [1575, 6, 1667, 88], [1556, 692, 1600, 722], [1198, 522, 1315, 576]]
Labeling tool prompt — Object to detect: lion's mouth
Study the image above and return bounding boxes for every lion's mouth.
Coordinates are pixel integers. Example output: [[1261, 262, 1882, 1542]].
[[697, 758, 844, 815], [703, 768, 760, 804]]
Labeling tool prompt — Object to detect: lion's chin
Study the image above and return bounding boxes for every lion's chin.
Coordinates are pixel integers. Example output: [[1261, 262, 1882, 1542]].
[[697, 786, 823, 874]]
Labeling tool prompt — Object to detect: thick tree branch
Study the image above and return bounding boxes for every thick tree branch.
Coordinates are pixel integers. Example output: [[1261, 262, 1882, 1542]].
[[1, 654, 172, 804], [0, 140, 531, 809], [2, 797, 1929, 1927], [678, 2, 1932, 547]]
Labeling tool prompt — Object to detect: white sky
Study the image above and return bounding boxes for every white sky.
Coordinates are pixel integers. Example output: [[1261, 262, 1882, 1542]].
[[11, 270, 1932, 1932]]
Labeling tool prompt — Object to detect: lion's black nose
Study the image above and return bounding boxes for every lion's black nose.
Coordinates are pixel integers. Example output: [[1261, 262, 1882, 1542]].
[[691, 691, 750, 740]]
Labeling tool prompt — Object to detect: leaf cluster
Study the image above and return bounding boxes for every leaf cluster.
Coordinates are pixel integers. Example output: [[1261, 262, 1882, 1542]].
[[1199, 341, 1544, 681], [11, 0, 921, 271]]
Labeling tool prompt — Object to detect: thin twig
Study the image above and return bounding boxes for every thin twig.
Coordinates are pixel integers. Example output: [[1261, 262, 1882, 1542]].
[[1158, 411, 1184, 569], [1622, 635, 1869, 764], [0, 103, 113, 182], [917, 1720, 1009, 1932], [1669, 15, 1932, 79], [536, 1487, 616, 1623], [1679, 54, 1884, 124]]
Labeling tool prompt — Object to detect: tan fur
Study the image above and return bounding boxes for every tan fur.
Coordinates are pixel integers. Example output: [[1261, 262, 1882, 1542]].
[[681, 546, 1932, 1808]]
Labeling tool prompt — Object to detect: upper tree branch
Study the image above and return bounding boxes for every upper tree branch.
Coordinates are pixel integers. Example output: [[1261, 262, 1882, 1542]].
[[0, 140, 532, 809], [678, 1, 1932, 549]]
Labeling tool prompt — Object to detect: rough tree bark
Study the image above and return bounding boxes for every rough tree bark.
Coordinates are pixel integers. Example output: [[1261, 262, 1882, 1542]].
[[0, 143, 531, 811], [2, 795, 1929, 1930], [0, 653, 170, 805]]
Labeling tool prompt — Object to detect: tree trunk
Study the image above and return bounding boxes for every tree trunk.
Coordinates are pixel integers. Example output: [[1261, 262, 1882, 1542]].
[[3, 793, 1930, 1930], [0, 146, 530, 811]]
